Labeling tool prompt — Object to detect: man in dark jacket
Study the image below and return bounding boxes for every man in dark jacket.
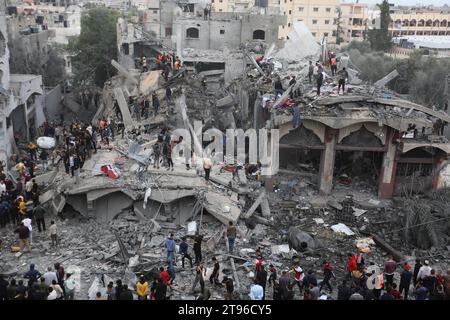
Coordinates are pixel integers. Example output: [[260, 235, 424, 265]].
[[337, 280, 351, 300], [29, 284, 46, 300], [193, 234, 203, 264], [24, 264, 41, 285], [33, 204, 46, 232], [7, 279, 18, 300], [0, 275, 8, 300], [399, 263, 413, 300], [302, 270, 317, 291], [209, 257, 220, 286], [256, 265, 268, 300], [179, 237, 193, 268], [155, 278, 167, 300], [413, 259, 422, 286], [119, 284, 133, 300]]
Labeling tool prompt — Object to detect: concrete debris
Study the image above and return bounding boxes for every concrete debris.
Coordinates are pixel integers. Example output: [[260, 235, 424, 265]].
[[287, 227, 321, 252], [274, 22, 320, 61], [331, 223, 355, 236]]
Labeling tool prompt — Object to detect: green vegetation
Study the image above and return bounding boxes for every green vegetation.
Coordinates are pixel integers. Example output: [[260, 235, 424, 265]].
[[367, 0, 392, 52], [342, 41, 450, 108], [68, 7, 119, 89]]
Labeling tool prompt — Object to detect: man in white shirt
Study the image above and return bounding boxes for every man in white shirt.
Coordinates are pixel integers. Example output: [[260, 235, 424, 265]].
[[249, 281, 264, 300], [43, 267, 58, 287], [417, 260, 432, 281], [47, 287, 57, 300]]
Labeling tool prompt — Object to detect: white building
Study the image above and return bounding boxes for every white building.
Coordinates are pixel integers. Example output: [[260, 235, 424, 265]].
[[1, 2, 45, 171]]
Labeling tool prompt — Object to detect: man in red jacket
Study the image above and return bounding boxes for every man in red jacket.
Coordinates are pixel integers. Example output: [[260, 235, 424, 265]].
[[320, 260, 336, 293], [159, 266, 171, 287], [347, 253, 357, 279]]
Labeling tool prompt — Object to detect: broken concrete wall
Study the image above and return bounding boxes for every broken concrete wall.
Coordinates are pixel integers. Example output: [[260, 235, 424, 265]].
[[66, 194, 88, 216], [93, 191, 134, 223]]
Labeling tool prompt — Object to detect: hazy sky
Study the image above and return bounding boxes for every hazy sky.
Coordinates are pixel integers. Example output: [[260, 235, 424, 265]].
[[342, 0, 449, 6]]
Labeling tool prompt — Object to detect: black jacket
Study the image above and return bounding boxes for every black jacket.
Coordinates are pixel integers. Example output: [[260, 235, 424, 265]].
[[400, 270, 413, 287], [15, 225, 30, 239], [155, 282, 167, 300], [34, 207, 45, 220], [119, 290, 133, 300], [0, 279, 8, 300], [337, 284, 351, 300], [256, 270, 268, 287], [302, 274, 318, 288]]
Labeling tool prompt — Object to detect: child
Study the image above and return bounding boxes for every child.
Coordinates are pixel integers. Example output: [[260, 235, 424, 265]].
[[49, 220, 57, 246]]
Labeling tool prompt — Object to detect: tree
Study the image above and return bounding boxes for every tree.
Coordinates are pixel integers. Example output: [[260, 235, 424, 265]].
[[334, 7, 344, 45], [68, 8, 119, 89], [367, 0, 392, 51]]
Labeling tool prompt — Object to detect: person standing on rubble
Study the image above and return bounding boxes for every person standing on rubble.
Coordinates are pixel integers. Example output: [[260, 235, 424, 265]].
[[320, 260, 336, 293], [307, 61, 314, 83], [165, 86, 172, 105], [384, 255, 397, 288], [278, 271, 290, 300], [152, 92, 160, 117], [337, 67, 349, 95], [141, 56, 148, 72], [192, 262, 206, 293], [222, 276, 234, 300], [209, 257, 220, 286], [152, 138, 162, 169], [49, 220, 58, 247], [203, 156, 212, 181], [193, 234, 203, 264], [15, 221, 31, 252], [256, 265, 268, 300], [165, 233, 176, 264], [347, 253, 357, 279], [225, 221, 237, 254], [179, 237, 193, 268], [274, 77, 283, 96], [316, 65, 324, 96], [141, 95, 150, 120], [330, 56, 337, 76], [136, 275, 149, 300]]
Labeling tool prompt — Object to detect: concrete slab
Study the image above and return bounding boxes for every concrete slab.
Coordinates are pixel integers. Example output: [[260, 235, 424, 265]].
[[204, 191, 241, 225], [113, 87, 134, 128], [139, 71, 159, 94]]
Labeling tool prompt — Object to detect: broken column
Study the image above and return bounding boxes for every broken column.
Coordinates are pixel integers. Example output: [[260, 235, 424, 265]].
[[378, 127, 399, 199], [319, 127, 337, 194]]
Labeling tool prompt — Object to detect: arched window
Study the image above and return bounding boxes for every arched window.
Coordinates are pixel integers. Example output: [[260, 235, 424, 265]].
[[252, 29, 266, 40], [402, 19, 408, 27], [186, 27, 199, 39], [441, 20, 447, 27], [409, 19, 416, 27], [395, 19, 401, 24], [433, 19, 440, 27], [418, 19, 424, 26], [426, 19, 432, 26]]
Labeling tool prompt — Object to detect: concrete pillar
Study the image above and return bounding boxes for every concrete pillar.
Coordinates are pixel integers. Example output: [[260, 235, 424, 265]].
[[318, 127, 337, 194], [378, 128, 399, 199]]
